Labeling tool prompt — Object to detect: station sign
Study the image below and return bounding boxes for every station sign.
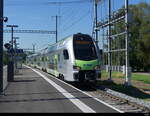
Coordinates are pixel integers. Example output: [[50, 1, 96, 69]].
[[8, 49, 24, 54]]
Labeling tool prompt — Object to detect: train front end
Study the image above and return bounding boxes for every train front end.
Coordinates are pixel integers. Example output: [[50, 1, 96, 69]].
[[73, 33, 101, 84]]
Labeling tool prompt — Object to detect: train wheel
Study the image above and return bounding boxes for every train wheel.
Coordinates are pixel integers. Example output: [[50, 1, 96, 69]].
[[59, 74, 64, 81], [45, 69, 47, 72], [91, 80, 97, 89]]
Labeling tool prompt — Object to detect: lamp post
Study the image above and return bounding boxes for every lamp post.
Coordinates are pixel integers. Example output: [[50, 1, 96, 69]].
[[13, 37, 19, 71], [6, 25, 18, 81], [94, 0, 99, 45], [32, 43, 36, 54]]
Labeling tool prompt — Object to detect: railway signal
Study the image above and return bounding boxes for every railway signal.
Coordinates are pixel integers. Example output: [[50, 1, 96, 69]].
[[4, 43, 11, 50]]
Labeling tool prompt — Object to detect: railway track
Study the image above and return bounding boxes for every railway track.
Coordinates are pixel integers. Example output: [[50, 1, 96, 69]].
[[70, 82, 150, 113], [88, 85, 150, 113]]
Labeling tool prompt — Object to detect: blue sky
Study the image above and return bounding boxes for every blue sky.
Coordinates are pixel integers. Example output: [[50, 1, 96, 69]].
[[3, 0, 150, 51]]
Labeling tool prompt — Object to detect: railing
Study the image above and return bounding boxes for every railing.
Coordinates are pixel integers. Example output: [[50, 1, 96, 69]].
[[3, 65, 8, 90], [101, 65, 132, 75]]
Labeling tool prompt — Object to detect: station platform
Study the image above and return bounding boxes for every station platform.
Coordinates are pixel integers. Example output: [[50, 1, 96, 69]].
[[0, 65, 122, 113]]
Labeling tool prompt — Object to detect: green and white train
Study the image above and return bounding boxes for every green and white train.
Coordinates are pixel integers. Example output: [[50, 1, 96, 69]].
[[26, 33, 101, 84]]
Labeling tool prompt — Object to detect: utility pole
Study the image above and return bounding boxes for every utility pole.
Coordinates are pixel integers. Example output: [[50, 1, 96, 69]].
[[52, 15, 61, 43], [0, 0, 3, 92], [32, 44, 36, 54], [56, 15, 58, 43], [14, 37, 19, 70], [6, 25, 18, 81], [108, 0, 112, 81], [6, 25, 18, 49], [94, 0, 99, 45], [124, 0, 131, 86]]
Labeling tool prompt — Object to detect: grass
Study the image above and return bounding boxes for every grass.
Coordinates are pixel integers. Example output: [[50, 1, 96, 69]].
[[101, 70, 150, 84], [132, 73, 150, 84], [97, 80, 150, 101], [100, 70, 150, 101]]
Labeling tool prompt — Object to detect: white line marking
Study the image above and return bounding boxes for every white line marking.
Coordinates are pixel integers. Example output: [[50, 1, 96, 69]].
[[26, 65, 96, 113], [55, 81, 124, 113]]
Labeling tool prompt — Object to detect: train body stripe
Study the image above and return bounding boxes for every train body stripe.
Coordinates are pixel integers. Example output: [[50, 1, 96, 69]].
[[75, 59, 99, 70]]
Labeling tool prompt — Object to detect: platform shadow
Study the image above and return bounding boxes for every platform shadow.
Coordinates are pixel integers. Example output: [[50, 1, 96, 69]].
[[12, 80, 36, 82], [0, 96, 93, 104], [67, 82, 96, 92]]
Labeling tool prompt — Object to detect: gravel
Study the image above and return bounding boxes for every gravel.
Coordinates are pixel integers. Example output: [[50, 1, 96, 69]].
[[101, 87, 150, 110]]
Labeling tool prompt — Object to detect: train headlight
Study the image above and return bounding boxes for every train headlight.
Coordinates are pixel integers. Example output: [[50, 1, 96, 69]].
[[73, 65, 81, 71], [94, 65, 101, 70]]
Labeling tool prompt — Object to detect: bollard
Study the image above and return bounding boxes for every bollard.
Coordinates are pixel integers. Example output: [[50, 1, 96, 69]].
[[106, 65, 109, 72], [7, 61, 14, 82], [123, 65, 126, 74], [124, 67, 132, 86]]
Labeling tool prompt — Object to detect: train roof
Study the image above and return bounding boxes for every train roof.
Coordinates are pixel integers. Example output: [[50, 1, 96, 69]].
[[45, 35, 73, 53], [27, 52, 41, 58], [36, 33, 93, 54]]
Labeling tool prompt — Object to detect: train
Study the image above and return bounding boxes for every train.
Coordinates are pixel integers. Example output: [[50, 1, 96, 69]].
[[26, 33, 101, 84]]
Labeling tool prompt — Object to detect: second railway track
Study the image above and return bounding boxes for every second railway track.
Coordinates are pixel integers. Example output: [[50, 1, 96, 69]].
[[70, 82, 150, 113]]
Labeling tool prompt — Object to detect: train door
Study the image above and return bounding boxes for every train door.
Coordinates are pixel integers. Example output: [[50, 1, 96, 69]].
[[54, 54, 59, 77], [57, 52, 62, 74], [63, 49, 72, 81]]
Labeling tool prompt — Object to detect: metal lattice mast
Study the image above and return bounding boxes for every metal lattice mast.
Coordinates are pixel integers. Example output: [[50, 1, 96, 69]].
[[97, 0, 131, 86], [108, 0, 112, 81]]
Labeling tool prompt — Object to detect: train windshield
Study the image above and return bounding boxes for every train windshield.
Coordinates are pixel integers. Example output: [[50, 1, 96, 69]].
[[73, 34, 98, 61]]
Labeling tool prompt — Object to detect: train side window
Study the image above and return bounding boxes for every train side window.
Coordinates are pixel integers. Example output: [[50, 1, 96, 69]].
[[58, 54, 60, 62], [63, 49, 69, 60]]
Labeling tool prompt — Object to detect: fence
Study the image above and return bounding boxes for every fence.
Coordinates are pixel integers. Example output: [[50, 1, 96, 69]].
[[101, 65, 132, 75]]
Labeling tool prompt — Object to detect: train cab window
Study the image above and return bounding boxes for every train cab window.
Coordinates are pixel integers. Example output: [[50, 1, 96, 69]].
[[73, 34, 98, 61], [63, 49, 69, 60]]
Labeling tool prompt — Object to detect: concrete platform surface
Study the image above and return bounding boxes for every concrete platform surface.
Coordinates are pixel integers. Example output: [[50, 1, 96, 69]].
[[0, 66, 122, 113]]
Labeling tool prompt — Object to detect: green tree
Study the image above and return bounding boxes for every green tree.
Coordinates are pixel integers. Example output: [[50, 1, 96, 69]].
[[110, 2, 150, 72], [129, 2, 150, 72]]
